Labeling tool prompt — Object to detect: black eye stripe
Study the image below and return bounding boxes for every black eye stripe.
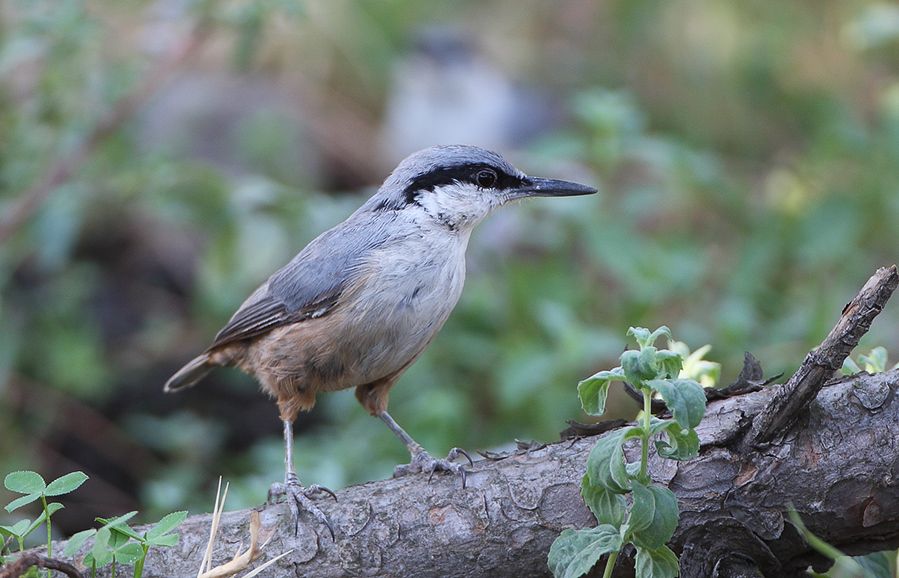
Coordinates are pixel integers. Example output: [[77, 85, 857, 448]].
[[402, 163, 524, 204]]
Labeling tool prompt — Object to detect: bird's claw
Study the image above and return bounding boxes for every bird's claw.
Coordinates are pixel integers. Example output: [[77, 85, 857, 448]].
[[305, 483, 338, 502], [269, 474, 336, 540], [394, 447, 471, 488]]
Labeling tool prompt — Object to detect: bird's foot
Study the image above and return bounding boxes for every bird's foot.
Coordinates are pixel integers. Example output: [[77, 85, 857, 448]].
[[267, 473, 337, 539], [393, 447, 473, 488]]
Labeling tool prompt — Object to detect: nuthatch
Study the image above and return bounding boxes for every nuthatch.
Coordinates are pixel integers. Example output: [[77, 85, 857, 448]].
[[164, 145, 596, 536]]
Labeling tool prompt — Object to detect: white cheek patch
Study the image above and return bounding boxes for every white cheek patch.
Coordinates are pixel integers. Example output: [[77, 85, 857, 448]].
[[417, 183, 499, 229]]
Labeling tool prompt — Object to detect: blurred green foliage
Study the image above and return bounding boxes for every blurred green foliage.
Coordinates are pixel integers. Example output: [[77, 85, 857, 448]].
[[0, 0, 897, 541]]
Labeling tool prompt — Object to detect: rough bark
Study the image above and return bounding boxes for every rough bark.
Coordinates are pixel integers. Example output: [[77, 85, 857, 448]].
[[15, 368, 897, 578]]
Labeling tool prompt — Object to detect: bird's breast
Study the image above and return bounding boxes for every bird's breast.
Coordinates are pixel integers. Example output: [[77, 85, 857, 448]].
[[338, 234, 468, 377]]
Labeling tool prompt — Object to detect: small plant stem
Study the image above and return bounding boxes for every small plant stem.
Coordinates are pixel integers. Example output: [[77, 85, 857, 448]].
[[602, 551, 619, 578], [639, 387, 652, 481], [40, 495, 51, 558], [134, 544, 149, 578]]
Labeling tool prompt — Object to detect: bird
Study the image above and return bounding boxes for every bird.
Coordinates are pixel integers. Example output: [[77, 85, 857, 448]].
[[164, 144, 596, 536]]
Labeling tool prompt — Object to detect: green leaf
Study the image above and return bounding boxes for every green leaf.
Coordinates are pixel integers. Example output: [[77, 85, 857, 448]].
[[23, 504, 65, 538], [547, 525, 623, 578], [91, 527, 114, 567], [0, 519, 31, 538], [577, 369, 624, 416], [649, 417, 676, 435], [655, 423, 700, 461], [64, 529, 96, 557], [635, 545, 680, 578], [621, 348, 660, 386], [655, 350, 683, 380], [646, 379, 706, 429], [627, 327, 653, 347], [628, 326, 671, 349], [4, 472, 46, 495], [148, 533, 179, 547], [97, 511, 138, 529], [114, 542, 146, 565], [109, 523, 143, 542], [585, 428, 634, 494], [147, 511, 188, 542], [580, 476, 625, 526], [45, 472, 88, 497], [852, 550, 895, 578], [859, 347, 888, 373], [5, 493, 41, 513], [841, 357, 861, 375], [629, 482, 679, 549]]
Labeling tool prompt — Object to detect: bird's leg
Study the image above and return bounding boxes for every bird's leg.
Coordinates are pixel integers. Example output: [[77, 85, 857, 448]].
[[377, 410, 473, 487], [267, 419, 337, 539]]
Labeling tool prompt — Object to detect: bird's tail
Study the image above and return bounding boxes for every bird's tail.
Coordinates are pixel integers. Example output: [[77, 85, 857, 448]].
[[164, 353, 214, 393]]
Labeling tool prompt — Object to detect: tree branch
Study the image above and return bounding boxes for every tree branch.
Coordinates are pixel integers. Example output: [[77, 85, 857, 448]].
[[14, 268, 899, 577], [751, 265, 898, 445], [0, 554, 83, 578], [34, 369, 899, 578]]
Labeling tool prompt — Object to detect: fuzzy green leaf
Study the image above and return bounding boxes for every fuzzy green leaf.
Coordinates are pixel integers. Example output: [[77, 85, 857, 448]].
[[841, 357, 862, 375], [97, 511, 138, 529], [635, 545, 680, 578], [547, 525, 623, 578], [0, 519, 31, 538], [852, 550, 894, 578], [149, 532, 179, 547], [627, 327, 653, 347], [22, 504, 64, 538], [4, 493, 40, 513], [110, 523, 143, 542], [577, 369, 624, 416], [147, 510, 188, 542], [45, 472, 88, 497], [585, 428, 634, 494], [91, 527, 114, 567], [655, 350, 683, 380], [646, 379, 706, 429], [655, 423, 700, 461], [114, 542, 146, 565], [628, 326, 671, 349], [63, 529, 96, 557], [580, 476, 625, 526], [621, 348, 659, 386], [629, 482, 679, 549], [859, 347, 888, 373], [4, 472, 45, 495]]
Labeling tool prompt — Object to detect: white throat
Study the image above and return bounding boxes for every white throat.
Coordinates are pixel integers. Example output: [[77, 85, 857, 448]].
[[413, 182, 500, 232]]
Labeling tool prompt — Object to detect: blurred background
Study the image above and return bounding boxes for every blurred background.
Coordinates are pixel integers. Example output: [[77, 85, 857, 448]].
[[1, 0, 898, 537]]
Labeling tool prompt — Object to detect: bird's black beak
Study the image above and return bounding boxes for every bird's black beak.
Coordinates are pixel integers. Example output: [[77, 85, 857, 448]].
[[507, 176, 598, 200]]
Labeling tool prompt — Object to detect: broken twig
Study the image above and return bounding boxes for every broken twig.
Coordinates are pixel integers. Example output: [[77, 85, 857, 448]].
[[752, 265, 898, 445]]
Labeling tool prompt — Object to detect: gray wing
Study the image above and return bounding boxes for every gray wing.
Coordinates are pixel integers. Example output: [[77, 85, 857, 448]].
[[207, 216, 392, 349]]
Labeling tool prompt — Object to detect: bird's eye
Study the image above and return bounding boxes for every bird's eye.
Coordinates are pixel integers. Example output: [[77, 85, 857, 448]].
[[475, 169, 498, 189]]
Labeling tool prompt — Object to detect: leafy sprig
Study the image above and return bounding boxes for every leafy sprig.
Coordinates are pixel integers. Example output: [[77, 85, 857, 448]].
[[1, 470, 186, 578], [549, 327, 709, 578], [2, 471, 87, 559]]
